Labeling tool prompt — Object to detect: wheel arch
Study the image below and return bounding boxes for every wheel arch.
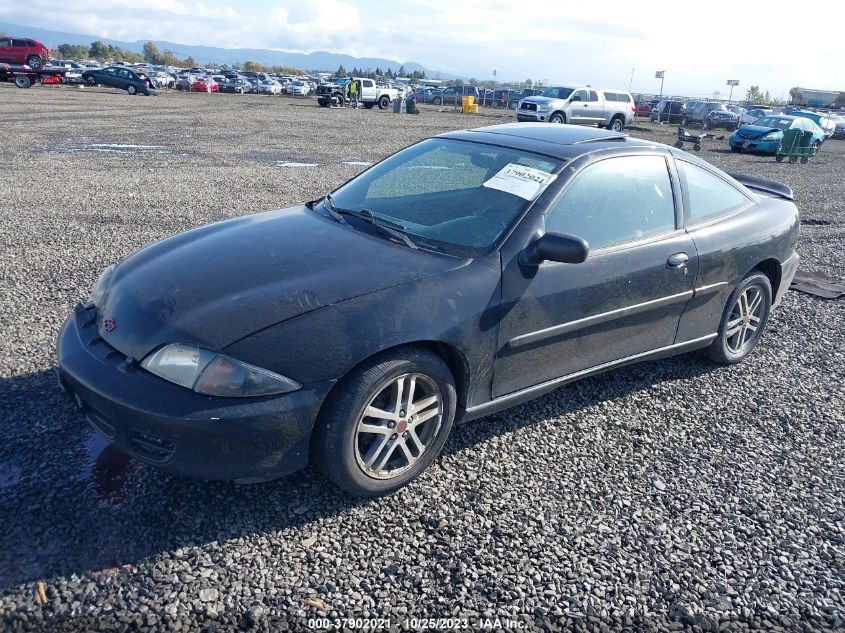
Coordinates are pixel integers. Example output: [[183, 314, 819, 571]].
[[750, 258, 782, 297], [312, 339, 471, 432], [550, 110, 566, 122]]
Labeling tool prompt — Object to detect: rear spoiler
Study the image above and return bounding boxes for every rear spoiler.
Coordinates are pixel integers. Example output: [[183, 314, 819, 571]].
[[728, 172, 793, 200]]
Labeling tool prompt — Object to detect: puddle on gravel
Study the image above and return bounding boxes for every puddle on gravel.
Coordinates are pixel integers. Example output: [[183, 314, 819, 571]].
[[82, 429, 138, 504], [276, 161, 320, 167], [48, 144, 171, 155]]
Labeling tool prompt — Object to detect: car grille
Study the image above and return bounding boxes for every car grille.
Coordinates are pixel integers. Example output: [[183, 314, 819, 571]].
[[129, 430, 176, 463], [522, 103, 537, 111], [739, 132, 760, 140]]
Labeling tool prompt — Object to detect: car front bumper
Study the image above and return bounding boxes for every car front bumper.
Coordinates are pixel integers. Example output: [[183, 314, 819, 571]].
[[56, 303, 334, 483], [516, 109, 550, 122], [730, 138, 779, 153]]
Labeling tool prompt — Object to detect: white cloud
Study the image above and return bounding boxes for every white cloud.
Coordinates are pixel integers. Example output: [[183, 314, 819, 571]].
[[1, 0, 843, 95]]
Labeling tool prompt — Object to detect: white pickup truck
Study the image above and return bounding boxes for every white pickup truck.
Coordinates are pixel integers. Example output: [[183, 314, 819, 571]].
[[316, 77, 400, 110]]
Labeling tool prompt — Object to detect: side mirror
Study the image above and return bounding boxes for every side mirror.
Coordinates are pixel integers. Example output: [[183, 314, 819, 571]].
[[570, 95, 581, 102], [520, 232, 589, 266]]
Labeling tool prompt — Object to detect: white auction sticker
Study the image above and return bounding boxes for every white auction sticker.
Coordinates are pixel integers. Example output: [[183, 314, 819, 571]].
[[482, 163, 557, 200]]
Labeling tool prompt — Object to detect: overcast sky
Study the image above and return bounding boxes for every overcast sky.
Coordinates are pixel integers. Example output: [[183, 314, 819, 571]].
[[3, 0, 843, 97]]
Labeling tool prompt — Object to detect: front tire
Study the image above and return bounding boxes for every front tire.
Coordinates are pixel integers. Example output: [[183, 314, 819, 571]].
[[85, 75, 97, 87], [433, 97, 442, 105], [312, 348, 457, 496], [705, 271, 772, 365], [549, 112, 565, 124], [127, 84, 137, 95], [377, 95, 390, 110], [14, 75, 32, 89], [26, 55, 43, 70]]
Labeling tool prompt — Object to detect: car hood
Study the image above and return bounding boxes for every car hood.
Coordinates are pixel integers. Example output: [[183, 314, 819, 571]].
[[734, 125, 783, 138], [97, 206, 467, 361], [520, 96, 558, 105]]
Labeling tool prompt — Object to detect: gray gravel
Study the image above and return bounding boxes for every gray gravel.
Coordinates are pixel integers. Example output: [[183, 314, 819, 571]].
[[1, 84, 844, 631]]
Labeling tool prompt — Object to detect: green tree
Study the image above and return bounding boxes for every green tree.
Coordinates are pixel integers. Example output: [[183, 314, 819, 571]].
[[183, 56, 197, 68], [142, 41, 161, 64], [523, 78, 533, 88], [89, 40, 109, 59], [335, 64, 347, 78], [57, 43, 89, 59], [397, 65, 406, 77], [744, 85, 775, 105], [242, 60, 268, 72]]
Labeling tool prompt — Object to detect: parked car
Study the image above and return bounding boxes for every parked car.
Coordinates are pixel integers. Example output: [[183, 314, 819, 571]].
[[705, 104, 740, 129], [257, 79, 283, 95], [831, 115, 845, 139], [739, 107, 773, 125], [55, 123, 799, 496], [681, 101, 729, 126], [316, 78, 399, 109], [81, 67, 158, 95], [0, 37, 50, 70], [516, 86, 635, 132], [286, 80, 310, 96], [221, 77, 252, 94], [786, 110, 837, 139], [423, 85, 480, 106], [650, 99, 684, 123], [634, 101, 653, 117], [190, 78, 219, 93], [729, 114, 825, 153]]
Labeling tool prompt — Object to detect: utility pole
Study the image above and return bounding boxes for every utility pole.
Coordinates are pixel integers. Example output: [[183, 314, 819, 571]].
[[629, 67, 634, 92]]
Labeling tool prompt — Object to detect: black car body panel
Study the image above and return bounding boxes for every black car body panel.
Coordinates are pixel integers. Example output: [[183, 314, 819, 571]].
[[98, 206, 467, 361], [57, 123, 800, 482]]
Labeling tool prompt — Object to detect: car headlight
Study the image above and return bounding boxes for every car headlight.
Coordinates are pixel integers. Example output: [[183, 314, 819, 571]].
[[91, 264, 115, 307], [537, 103, 552, 110], [761, 132, 780, 141], [141, 343, 301, 397]]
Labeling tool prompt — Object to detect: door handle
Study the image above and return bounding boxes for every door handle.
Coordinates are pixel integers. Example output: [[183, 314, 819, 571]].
[[667, 252, 689, 268]]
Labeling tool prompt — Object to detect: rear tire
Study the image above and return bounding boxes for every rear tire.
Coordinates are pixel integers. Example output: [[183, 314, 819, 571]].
[[14, 75, 32, 89], [705, 271, 772, 365], [377, 95, 390, 110], [311, 348, 457, 496], [127, 84, 137, 95], [609, 116, 624, 132], [433, 97, 442, 105], [26, 55, 43, 70]]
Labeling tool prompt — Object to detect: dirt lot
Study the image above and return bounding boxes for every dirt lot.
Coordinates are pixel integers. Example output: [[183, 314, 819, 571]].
[[1, 84, 844, 631]]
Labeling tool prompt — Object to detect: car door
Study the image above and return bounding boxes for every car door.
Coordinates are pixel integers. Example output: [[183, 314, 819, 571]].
[[0, 38, 12, 64], [493, 153, 697, 397], [361, 79, 376, 101], [99, 68, 118, 87], [583, 89, 604, 125], [567, 89, 590, 123]]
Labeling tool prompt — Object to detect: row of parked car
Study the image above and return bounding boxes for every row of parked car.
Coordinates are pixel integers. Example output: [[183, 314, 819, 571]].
[[643, 98, 845, 138]]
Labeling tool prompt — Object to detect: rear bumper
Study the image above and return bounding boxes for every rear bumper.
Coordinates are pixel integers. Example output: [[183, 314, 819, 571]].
[[56, 304, 334, 482], [775, 252, 800, 307]]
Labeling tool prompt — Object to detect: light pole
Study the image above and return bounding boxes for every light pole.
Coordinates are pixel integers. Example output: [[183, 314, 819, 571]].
[[726, 79, 739, 104], [655, 71, 665, 122]]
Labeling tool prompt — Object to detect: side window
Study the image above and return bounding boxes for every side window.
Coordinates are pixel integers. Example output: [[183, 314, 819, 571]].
[[604, 93, 617, 102], [545, 155, 676, 250], [588, 90, 598, 101], [117, 69, 130, 78], [571, 89, 587, 102], [677, 160, 749, 224], [0, 38, 11, 47], [13, 39, 29, 47], [363, 80, 374, 88]]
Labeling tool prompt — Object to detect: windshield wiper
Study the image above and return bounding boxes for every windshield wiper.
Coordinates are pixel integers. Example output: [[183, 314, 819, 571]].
[[356, 208, 418, 250], [322, 193, 346, 224]]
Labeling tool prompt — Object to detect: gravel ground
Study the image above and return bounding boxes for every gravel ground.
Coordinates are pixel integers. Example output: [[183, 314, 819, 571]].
[[1, 84, 844, 632]]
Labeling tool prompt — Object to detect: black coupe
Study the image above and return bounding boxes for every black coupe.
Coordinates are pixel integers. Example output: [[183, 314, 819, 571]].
[[57, 124, 800, 495]]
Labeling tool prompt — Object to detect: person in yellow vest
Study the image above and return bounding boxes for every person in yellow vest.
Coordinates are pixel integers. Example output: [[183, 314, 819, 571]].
[[349, 78, 359, 108]]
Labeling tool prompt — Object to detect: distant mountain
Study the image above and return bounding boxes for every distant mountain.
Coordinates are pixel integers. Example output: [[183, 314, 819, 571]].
[[0, 21, 457, 78]]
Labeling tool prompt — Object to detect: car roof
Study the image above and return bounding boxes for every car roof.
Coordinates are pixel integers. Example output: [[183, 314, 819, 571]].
[[437, 123, 658, 160]]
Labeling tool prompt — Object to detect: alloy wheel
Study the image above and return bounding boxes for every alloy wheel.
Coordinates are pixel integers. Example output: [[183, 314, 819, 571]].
[[354, 373, 442, 480], [725, 285, 764, 354]]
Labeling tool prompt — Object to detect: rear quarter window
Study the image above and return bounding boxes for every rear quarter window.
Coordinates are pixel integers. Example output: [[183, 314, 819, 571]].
[[677, 160, 750, 224]]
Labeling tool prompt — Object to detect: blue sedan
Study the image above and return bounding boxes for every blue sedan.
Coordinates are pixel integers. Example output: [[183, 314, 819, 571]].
[[729, 115, 825, 154]]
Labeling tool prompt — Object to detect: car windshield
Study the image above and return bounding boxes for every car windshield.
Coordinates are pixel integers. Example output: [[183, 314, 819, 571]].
[[708, 103, 727, 112], [327, 139, 562, 257], [540, 87, 574, 99], [753, 117, 792, 130]]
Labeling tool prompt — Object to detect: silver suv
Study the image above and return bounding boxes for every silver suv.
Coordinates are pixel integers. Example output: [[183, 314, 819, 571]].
[[516, 86, 635, 131]]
